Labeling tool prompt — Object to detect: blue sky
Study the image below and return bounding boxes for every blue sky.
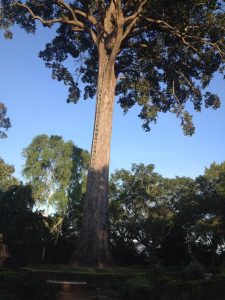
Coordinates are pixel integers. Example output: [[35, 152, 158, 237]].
[[0, 25, 225, 180]]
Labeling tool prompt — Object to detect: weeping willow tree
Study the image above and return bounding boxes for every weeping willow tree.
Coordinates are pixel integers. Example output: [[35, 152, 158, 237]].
[[1, 0, 224, 267]]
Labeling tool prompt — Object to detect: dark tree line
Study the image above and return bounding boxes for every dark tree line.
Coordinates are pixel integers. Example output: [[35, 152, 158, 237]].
[[1, 147, 225, 269], [109, 163, 225, 268]]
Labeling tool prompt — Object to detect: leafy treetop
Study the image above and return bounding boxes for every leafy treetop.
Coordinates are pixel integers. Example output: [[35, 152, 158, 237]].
[[22, 134, 89, 215], [1, 0, 224, 135]]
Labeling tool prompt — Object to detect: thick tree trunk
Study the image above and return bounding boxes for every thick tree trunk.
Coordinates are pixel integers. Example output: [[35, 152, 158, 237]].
[[70, 50, 116, 267]]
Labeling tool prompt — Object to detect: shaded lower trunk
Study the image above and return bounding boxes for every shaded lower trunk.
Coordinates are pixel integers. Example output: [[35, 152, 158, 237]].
[[70, 53, 116, 267]]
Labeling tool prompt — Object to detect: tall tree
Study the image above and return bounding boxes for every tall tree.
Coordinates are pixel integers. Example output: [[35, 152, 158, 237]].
[[1, 0, 224, 266], [22, 134, 89, 260]]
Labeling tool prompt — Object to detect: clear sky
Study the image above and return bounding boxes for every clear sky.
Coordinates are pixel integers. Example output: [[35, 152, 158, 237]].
[[0, 25, 225, 180]]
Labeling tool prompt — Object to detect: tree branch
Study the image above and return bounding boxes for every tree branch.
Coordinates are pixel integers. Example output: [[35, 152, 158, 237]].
[[14, 1, 98, 44], [140, 15, 225, 58], [124, 0, 147, 24], [122, 0, 147, 40], [15, 1, 83, 28], [140, 16, 201, 53], [55, 0, 77, 21], [73, 9, 98, 26], [56, 0, 98, 27], [172, 80, 183, 116]]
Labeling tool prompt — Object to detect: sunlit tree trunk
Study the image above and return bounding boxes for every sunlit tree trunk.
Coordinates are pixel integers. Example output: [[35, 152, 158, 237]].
[[70, 47, 116, 267]]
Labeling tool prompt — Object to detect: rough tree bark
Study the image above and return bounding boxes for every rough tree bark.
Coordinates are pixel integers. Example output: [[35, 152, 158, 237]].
[[70, 45, 117, 267]]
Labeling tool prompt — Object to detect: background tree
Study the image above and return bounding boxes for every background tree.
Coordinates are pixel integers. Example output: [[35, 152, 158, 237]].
[[22, 134, 89, 261], [22, 134, 89, 216], [2, 0, 224, 266], [0, 103, 11, 139], [110, 164, 175, 263], [159, 169, 225, 268], [0, 155, 84, 266], [0, 184, 49, 265], [159, 176, 199, 265], [0, 157, 19, 192], [0, 158, 49, 265], [193, 163, 225, 269]]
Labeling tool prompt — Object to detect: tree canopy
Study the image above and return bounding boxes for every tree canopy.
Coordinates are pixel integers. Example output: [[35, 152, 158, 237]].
[[22, 134, 89, 215], [109, 162, 225, 267], [2, 149, 225, 269], [110, 164, 175, 255], [2, 0, 224, 134]]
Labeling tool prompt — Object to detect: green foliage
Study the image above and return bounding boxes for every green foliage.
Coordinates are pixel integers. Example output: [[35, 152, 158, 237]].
[[22, 134, 89, 215], [110, 164, 176, 258], [110, 162, 225, 267], [0, 135, 90, 266], [119, 1, 223, 134], [1, 1, 224, 134], [0, 103, 11, 139], [0, 157, 19, 192], [204, 161, 225, 198]]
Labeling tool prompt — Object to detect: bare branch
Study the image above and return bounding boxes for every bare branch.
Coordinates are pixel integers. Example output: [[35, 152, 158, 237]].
[[56, 0, 77, 21], [122, 0, 147, 40], [15, 2, 60, 25], [88, 28, 98, 44], [124, 0, 147, 24], [55, 0, 98, 27], [172, 81, 183, 116], [73, 9, 98, 26], [55, 0, 77, 21], [140, 15, 225, 58], [14, 1, 98, 44], [15, 1, 84, 28], [140, 16, 200, 53], [189, 37, 225, 60], [175, 71, 194, 89]]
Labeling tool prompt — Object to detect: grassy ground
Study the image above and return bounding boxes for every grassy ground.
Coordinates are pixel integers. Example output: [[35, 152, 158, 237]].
[[2, 265, 225, 300], [24, 264, 148, 274], [24, 264, 148, 299], [0, 265, 145, 299]]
